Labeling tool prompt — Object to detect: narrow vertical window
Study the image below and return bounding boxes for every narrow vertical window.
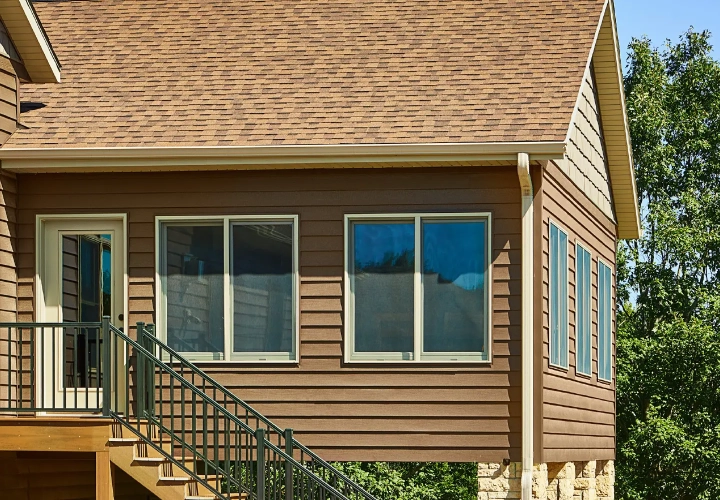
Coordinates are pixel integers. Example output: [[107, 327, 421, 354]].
[[575, 243, 591, 376], [598, 261, 613, 381], [549, 222, 568, 368]]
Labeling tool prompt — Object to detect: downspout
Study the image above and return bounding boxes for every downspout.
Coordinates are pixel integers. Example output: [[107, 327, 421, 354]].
[[517, 153, 534, 500]]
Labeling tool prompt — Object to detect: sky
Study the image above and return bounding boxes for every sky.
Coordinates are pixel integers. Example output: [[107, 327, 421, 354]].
[[615, 0, 720, 63]]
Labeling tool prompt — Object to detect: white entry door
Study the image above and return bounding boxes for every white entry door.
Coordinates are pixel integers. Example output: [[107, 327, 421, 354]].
[[38, 216, 126, 411]]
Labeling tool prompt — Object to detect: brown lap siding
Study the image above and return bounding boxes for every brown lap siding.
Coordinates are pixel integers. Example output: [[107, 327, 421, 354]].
[[0, 170, 17, 408], [17, 166, 521, 462], [541, 160, 617, 463]]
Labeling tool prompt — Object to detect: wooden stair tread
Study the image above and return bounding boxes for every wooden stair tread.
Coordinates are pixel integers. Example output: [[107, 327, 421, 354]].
[[132, 456, 168, 463], [109, 437, 140, 443], [158, 476, 191, 482]]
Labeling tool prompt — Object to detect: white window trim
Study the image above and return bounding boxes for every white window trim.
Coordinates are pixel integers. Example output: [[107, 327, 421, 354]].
[[575, 240, 592, 378], [597, 257, 614, 383], [548, 219, 570, 371], [155, 215, 300, 363], [343, 212, 493, 364]]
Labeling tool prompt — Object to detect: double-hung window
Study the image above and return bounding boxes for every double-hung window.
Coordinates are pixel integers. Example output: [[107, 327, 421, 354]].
[[158, 216, 298, 362], [549, 221, 568, 369], [575, 243, 591, 376], [345, 213, 491, 363], [598, 260, 613, 381]]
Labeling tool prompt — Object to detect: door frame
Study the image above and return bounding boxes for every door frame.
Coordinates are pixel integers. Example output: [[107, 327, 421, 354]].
[[35, 214, 129, 412]]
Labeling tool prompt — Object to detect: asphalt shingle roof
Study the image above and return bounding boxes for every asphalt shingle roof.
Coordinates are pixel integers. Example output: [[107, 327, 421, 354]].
[[6, 0, 604, 149]]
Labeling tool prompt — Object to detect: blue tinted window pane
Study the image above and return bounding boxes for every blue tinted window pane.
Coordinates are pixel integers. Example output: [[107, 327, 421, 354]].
[[550, 223, 568, 368], [164, 225, 225, 356], [352, 222, 415, 353], [576, 245, 591, 375], [598, 263, 612, 381], [232, 224, 294, 354], [559, 231, 568, 367], [550, 225, 559, 365], [422, 220, 487, 353]]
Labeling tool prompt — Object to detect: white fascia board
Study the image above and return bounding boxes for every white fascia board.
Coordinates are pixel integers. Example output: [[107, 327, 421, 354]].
[[0, 142, 566, 171]]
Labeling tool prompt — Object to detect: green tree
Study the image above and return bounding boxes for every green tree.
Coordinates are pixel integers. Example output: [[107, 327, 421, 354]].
[[618, 30, 720, 499], [331, 462, 477, 500]]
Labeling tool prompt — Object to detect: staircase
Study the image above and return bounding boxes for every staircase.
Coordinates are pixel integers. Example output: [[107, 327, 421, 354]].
[[0, 319, 377, 500], [107, 422, 246, 500]]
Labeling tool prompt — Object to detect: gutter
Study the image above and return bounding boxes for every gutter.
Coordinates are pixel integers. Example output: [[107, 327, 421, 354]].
[[0, 142, 566, 171], [517, 153, 534, 500]]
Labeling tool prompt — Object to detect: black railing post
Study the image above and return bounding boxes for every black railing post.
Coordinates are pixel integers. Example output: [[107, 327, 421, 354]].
[[136, 322, 146, 420], [285, 428, 294, 500], [146, 324, 156, 416], [256, 428, 266, 500], [101, 316, 111, 416]]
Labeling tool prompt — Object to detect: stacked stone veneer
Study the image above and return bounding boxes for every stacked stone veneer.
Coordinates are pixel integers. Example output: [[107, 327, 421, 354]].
[[477, 460, 614, 500]]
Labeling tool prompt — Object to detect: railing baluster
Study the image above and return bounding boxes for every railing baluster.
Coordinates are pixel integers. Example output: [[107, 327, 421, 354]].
[[38, 327, 44, 411], [285, 428, 294, 500], [30, 325, 34, 409], [136, 322, 145, 420], [192, 389, 197, 476], [101, 317, 111, 416], [6, 327, 10, 409], [125, 339, 130, 417], [84, 327, 90, 408], [113, 330, 118, 413], [257, 428, 266, 500], [18, 325, 22, 409], [96, 325, 101, 410]]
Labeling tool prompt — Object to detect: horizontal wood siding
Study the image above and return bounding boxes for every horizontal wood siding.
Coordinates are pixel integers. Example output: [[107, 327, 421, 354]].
[[0, 55, 16, 145], [17, 167, 522, 462], [0, 451, 158, 499], [562, 65, 614, 220], [0, 171, 17, 409], [541, 160, 616, 463]]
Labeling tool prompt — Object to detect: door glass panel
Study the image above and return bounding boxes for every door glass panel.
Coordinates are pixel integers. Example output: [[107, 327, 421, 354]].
[[61, 234, 111, 389], [163, 225, 225, 357]]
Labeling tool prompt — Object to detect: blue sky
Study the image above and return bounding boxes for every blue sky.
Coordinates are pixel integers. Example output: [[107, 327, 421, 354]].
[[615, 0, 720, 62]]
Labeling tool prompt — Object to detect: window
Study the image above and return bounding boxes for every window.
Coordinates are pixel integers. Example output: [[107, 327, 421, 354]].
[[158, 216, 298, 362], [549, 221, 568, 369], [598, 260, 613, 381], [345, 213, 491, 363], [575, 243, 591, 376]]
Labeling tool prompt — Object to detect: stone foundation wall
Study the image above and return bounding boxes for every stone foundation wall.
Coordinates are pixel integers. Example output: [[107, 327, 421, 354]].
[[478, 460, 614, 500]]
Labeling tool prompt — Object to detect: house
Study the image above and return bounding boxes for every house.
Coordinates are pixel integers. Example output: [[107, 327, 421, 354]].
[[0, 0, 638, 499]]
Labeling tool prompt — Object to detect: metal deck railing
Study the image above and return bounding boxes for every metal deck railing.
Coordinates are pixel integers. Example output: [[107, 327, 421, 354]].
[[0, 318, 377, 500]]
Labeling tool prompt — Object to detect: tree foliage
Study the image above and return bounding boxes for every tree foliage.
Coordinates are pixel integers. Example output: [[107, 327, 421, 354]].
[[618, 30, 720, 499], [331, 462, 477, 500]]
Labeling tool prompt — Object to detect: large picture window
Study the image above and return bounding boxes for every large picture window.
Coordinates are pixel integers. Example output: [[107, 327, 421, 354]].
[[549, 221, 569, 369], [158, 216, 298, 362], [345, 213, 491, 363]]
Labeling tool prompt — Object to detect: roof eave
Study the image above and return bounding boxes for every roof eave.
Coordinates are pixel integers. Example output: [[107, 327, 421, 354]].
[[0, 0, 60, 83], [566, 0, 641, 240], [0, 141, 567, 171]]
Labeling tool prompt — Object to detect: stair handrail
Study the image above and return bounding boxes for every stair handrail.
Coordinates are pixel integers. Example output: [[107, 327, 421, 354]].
[[138, 323, 378, 500], [108, 321, 352, 500]]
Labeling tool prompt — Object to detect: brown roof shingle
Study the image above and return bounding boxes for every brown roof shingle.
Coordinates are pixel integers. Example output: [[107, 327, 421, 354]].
[[6, 0, 604, 149]]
